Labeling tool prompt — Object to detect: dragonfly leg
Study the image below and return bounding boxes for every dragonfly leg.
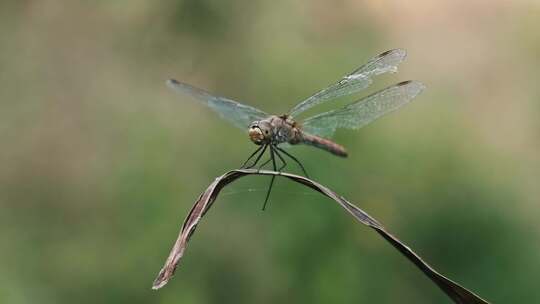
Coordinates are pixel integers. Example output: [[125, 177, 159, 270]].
[[244, 145, 267, 169], [259, 145, 285, 171], [262, 146, 277, 211], [257, 157, 272, 170], [272, 145, 287, 171], [241, 145, 263, 168], [274, 146, 309, 178]]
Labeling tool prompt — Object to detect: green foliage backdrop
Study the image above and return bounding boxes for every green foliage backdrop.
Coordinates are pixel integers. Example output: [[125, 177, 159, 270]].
[[1, 1, 539, 303]]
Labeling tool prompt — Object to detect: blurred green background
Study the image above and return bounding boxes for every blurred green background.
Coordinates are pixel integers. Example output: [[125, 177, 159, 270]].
[[1, 1, 539, 303]]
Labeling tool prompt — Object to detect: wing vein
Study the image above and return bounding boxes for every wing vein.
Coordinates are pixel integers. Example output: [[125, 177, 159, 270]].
[[301, 81, 425, 138], [167, 79, 268, 130], [289, 49, 407, 117]]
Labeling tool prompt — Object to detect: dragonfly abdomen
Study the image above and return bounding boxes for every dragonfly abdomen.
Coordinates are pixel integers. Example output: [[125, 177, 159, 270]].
[[300, 133, 348, 157]]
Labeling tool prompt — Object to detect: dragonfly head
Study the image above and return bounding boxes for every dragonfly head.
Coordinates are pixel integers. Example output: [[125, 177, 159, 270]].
[[248, 121, 272, 145]]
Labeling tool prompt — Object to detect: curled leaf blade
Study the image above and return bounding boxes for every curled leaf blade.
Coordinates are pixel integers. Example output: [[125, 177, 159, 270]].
[[152, 169, 490, 304]]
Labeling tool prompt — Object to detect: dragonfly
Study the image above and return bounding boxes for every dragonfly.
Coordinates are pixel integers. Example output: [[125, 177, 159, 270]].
[[168, 49, 425, 210]]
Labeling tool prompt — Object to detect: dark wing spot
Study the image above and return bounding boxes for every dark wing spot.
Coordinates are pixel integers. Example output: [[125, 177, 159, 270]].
[[378, 49, 394, 57], [396, 80, 413, 86]]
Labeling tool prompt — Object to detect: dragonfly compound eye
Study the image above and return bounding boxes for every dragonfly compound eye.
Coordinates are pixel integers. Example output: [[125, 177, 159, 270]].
[[248, 127, 265, 145]]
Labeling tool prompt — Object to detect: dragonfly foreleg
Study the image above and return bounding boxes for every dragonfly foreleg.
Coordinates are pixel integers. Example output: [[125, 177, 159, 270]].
[[272, 145, 287, 171], [258, 157, 272, 170], [262, 146, 278, 211], [274, 146, 309, 178], [241, 145, 264, 168], [258, 146, 286, 171], [244, 144, 268, 169]]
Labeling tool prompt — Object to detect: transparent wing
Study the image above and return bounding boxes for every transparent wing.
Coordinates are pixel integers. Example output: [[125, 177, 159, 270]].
[[167, 79, 269, 130], [288, 49, 407, 118], [301, 81, 425, 138]]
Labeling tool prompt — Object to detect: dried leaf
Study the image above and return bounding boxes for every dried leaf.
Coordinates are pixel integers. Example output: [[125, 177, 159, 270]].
[[152, 169, 490, 304]]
